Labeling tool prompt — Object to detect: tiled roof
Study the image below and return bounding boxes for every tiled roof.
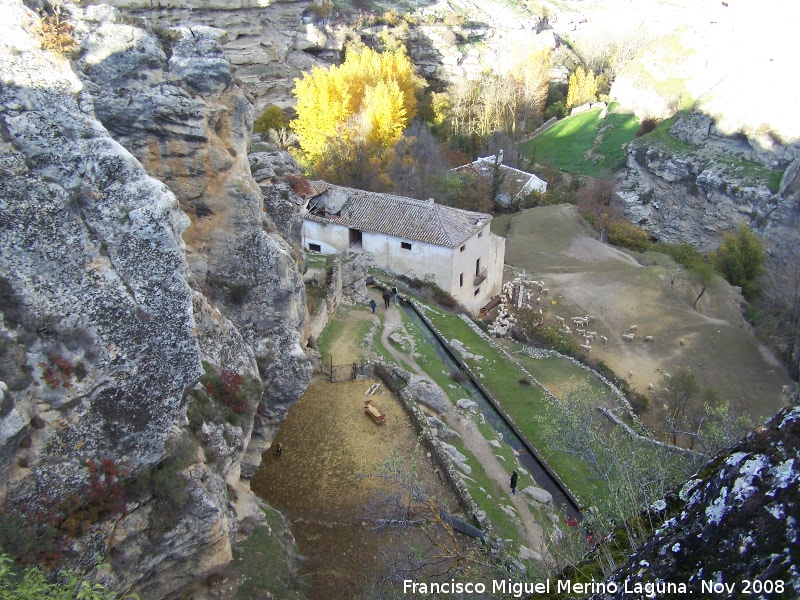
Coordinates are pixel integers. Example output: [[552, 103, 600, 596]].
[[305, 182, 491, 247], [452, 157, 546, 201]]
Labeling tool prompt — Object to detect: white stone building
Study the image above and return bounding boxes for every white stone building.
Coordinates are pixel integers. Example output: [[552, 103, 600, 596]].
[[451, 154, 547, 209], [302, 181, 505, 314]]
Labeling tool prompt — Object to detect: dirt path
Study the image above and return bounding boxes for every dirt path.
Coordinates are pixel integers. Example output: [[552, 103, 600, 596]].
[[377, 296, 549, 558]]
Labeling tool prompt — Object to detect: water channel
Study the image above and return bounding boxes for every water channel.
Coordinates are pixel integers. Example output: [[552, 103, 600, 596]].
[[400, 301, 582, 521]]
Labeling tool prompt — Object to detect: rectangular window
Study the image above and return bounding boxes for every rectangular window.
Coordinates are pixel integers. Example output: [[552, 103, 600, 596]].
[[476, 258, 481, 276], [460, 245, 465, 252], [459, 273, 463, 287], [474, 287, 481, 296], [309, 243, 321, 252], [401, 242, 412, 250]]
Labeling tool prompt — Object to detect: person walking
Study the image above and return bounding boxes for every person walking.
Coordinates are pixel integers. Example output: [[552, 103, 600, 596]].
[[369, 299, 377, 314], [391, 285, 398, 304], [510, 470, 518, 495], [382, 290, 391, 309]]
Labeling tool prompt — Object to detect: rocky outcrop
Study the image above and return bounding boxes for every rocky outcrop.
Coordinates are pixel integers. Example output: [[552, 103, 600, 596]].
[[98, 0, 555, 110], [96, 0, 333, 111], [0, 1, 310, 597], [588, 406, 800, 599], [617, 112, 800, 265]]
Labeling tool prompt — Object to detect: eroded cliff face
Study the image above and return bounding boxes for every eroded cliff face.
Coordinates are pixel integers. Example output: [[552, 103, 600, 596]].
[[616, 111, 800, 267], [0, 0, 310, 596]]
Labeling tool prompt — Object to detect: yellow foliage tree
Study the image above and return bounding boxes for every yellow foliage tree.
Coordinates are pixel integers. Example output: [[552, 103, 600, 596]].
[[566, 66, 597, 110], [291, 45, 421, 162]]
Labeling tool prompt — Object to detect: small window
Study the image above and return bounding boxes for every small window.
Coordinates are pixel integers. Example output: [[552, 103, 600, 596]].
[[459, 273, 463, 287], [474, 287, 481, 296], [478, 231, 483, 238], [309, 243, 321, 252], [460, 245, 465, 252], [401, 242, 412, 250]]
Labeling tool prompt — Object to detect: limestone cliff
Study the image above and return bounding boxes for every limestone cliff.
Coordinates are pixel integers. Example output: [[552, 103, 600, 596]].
[[616, 112, 800, 268], [0, 0, 310, 597]]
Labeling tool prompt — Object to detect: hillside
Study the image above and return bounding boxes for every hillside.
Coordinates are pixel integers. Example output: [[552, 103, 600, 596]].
[[502, 204, 791, 424]]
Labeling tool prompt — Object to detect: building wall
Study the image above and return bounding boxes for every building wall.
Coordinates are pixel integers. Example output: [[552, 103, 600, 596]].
[[302, 220, 349, 254], [361, 231, 455, 290], [302, 219, 505, 314]]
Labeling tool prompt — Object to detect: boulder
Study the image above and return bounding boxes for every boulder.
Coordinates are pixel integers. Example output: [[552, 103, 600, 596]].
[[456, 399, 479, 412], [522, 486, 553, 505], [405, 377, 448, 413]]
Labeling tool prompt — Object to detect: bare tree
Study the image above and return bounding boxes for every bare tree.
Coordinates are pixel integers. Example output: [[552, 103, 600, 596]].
[[689, 261, 715, 310], [355, 454, 506, 599], [655, 369, 699, 445], [538, 384, 689, 578]]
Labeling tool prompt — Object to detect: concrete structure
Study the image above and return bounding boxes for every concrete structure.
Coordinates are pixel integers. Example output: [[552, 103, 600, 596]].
[[302, 181, 505, 313], [452, 153, 547, 209]]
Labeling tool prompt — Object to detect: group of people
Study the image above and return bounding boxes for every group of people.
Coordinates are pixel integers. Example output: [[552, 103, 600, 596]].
[[369, 286, 398, 313]]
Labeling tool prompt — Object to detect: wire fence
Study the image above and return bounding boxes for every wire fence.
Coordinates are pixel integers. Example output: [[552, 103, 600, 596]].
[[324, 357, 373, 382]]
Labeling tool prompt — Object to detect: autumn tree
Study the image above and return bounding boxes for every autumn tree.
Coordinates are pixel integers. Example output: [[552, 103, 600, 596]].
[[291, 44, 422, 164], [566, 66, 597, 111]]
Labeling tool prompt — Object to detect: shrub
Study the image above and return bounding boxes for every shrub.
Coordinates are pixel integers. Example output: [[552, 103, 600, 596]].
[[0, 554, 126, 599], [636, 117, 659, 137], [38, 4, 78, 57], [629, 392, 649, 415], [511, 317, 580, 357], [544, 100, 566, 120], [285, 174, 311, 197], [451, 370, 469, 383], [607, 220, 651, 252], [652, 241, 707, 270]]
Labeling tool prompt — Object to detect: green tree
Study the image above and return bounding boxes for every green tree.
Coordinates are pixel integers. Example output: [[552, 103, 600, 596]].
[[253, 105, 288, 137], [689, 260, 715, 310], [710, 223, 766, 301]]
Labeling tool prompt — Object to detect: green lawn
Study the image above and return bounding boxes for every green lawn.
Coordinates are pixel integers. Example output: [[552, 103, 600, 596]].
[[403, 297, 605, 504], [521, 105, 640, 178]]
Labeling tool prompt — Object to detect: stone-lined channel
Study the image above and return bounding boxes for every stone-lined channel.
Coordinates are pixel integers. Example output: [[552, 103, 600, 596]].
[[400, 300, 582, 521]]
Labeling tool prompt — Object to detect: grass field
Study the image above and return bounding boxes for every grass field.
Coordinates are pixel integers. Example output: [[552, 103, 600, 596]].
[[503, 204, 791, 425], [404, 297, 621, 504], [520, 104, 640, 178]]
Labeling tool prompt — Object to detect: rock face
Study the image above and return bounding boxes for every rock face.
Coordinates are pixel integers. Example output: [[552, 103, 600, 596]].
[[96, 0, 336, 111], [0, 1, 310, 597], [588, 406, 800, 599], [98, 0, 553, 111], [617, 112, 800, 267]]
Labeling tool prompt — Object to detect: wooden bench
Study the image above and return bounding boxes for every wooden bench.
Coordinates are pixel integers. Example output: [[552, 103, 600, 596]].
[[364, 399, 386, 424]]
